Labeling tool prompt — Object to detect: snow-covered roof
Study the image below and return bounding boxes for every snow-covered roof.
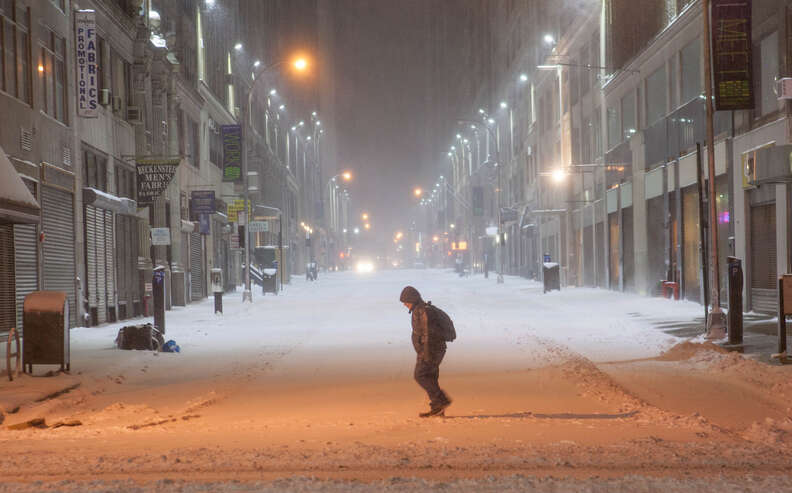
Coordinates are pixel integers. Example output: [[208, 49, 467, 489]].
[[0, 145, 40, 223]]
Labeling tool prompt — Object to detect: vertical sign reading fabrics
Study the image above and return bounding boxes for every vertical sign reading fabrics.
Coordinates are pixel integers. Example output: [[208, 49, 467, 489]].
[[221, 125, 242, 183], [75, 10, 98, 117], [711, 0, 754, 111]]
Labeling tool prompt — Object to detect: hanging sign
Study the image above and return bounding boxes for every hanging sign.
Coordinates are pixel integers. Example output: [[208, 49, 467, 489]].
[[248, 221, 269, 233], [227, 198, 251, 223], [75, 10, 98, 117], [150, 227, 171, 245], [221, 125, 242, 183], [711, 0, 754, 110], [198, 214, 211, 235], [190, 190, 216, 217], [136, 158, 180, 206]]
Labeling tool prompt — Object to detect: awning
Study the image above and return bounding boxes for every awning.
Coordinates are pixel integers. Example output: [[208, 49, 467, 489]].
[[0, 146, 40, 224], [83, 187, 137, 215]]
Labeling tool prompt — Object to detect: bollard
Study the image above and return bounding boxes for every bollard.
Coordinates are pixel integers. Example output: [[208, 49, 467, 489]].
[[153, 266, 166, 335], [726, 257, 743, 346], [211, 268, 223, 314]]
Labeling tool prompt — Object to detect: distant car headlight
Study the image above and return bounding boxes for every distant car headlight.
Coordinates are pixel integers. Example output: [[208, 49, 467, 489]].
[[356, 261, 374, 273]]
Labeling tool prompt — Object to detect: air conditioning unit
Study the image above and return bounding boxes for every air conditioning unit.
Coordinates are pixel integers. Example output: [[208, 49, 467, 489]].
[[126, 105, 142, 124], [777, 78, 792, 100], [99, 88, 111, 106], [112, 96, 123, 113]]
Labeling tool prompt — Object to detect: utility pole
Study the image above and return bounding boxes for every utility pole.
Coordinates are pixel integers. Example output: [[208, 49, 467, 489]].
[[702, 0, 726, 338]]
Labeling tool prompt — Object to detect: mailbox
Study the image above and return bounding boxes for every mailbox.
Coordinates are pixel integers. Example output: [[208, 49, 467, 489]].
[[23, 291, 70, 373]]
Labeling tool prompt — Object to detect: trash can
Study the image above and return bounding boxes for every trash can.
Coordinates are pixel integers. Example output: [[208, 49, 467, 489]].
[[542, 262, 560, 293], [262, 268, 278, 294], [22, 291, 70, 373]]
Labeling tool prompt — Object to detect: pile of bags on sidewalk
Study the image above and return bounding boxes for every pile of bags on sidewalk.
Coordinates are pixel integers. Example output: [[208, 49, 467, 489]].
[[115, 323, 179, 352]]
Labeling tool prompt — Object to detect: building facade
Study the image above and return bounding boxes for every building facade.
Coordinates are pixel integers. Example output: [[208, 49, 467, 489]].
[[0, 0, 335, 338]]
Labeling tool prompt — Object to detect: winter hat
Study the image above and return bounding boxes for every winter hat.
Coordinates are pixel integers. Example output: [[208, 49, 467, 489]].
[[399, 286, 423, 304]]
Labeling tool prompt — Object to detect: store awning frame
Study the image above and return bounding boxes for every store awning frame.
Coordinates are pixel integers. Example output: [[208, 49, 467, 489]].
[[0, 146, 40, 224]]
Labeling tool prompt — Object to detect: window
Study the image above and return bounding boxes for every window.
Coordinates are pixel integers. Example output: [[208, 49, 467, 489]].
[[607, 104, 620, 149], [83, 148, 108, 191], [621, 90, 636, 141], [582, 116, 592, 164], [1, 0, 30, 103], [593, 107, 602, 158], [209, 126, 222, 167], [759, 31, 779, 117], [41, 27, 66, 123], [115, 163, 135, 199], [645, 66, 667, 124], [680, 38, 700, 104], [580, 45, 590, 96], [189, 118, 200, 168]]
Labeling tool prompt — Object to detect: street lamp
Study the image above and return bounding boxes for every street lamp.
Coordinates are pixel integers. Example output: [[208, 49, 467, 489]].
[[234, 52, 311, 302], [414, 187, 423, 198]]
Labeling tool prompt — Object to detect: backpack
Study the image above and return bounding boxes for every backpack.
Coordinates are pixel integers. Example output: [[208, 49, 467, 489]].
[[426, 302, 456, 342]]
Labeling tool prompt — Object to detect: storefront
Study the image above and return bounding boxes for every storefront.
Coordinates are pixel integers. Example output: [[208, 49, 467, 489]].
[[0, 149, 41, 336]]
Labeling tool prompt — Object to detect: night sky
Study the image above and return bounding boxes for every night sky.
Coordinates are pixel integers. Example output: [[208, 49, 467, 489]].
[[332, 0, 452, 241]]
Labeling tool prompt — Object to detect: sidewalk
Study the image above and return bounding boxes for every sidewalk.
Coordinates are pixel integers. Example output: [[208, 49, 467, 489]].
[[627, 307, 787, 363]]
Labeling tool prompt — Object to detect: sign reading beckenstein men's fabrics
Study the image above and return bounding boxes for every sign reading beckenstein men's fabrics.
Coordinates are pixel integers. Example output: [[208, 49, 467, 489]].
[[75, 10, 98, 118], [136, 158, 180, 206]]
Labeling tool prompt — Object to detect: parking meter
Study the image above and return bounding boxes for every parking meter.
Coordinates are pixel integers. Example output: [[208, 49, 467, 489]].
[[153, 266, 166, 334], [211, 268, 223, 314], [727, 256, 743, 345]]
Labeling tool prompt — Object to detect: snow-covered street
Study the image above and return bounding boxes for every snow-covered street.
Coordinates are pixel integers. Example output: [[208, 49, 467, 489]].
[[2, 269, 792, 492]]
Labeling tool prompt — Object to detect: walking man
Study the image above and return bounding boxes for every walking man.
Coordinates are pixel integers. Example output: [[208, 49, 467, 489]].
[[400, 286, 452, 417]]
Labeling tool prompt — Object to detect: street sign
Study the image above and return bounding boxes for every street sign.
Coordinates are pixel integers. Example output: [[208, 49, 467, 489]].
[[150, 227, 171, 245], [248, 221, 269, 233], [485, 226, 498, 236]]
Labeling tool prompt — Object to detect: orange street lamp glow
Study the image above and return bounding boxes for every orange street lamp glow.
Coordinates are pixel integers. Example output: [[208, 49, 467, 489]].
[[342, 171, 352, 181], [293, 57, 308, 71], [414, 187, 422, 197], [362, 213, 369, 221], [364, 223, 371, 230]]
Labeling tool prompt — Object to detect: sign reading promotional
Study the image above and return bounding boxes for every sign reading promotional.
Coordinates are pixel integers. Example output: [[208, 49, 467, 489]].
[[75, 10, 98, 118], [136, 158, 180, 206], [190, 190, 216, 217], [221, 125, 242, 183], [711, 0, 754, 110]]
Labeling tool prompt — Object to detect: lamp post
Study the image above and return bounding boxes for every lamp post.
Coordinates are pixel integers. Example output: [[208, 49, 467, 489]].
[[235, 50, 308, 302], [459, 116, 503, 283]]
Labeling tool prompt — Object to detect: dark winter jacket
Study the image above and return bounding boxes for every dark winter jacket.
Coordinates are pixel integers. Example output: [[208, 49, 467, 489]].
[[400, 286, 446, 359]]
